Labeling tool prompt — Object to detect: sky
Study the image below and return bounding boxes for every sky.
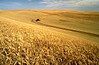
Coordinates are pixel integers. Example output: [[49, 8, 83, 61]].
[[0, 0, 99, 11]]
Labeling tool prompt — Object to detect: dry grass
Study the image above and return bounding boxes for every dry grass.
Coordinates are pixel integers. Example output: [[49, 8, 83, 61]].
[[0, 15, 99, 65]]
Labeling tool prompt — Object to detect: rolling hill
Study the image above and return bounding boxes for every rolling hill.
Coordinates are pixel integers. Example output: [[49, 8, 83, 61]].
[[0, 10, 99, 43], [0, 10, 99, 65]]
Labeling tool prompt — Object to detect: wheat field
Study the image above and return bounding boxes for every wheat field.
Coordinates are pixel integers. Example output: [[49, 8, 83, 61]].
[[0, 10, 99, 65]]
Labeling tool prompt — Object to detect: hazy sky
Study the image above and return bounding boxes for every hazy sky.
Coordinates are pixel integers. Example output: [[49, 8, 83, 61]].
[[0, 0, 99, 11]]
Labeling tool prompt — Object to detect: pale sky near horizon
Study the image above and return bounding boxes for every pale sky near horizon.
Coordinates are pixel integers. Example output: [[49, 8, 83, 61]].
[[0, 0, 99, 11]]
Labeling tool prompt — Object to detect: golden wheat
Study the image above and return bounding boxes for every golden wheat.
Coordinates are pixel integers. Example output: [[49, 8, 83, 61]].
[[0, 14, 99, 65]]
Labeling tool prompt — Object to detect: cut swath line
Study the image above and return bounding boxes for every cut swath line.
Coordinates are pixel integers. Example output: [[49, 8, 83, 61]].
[[34, 22, 99, 37]]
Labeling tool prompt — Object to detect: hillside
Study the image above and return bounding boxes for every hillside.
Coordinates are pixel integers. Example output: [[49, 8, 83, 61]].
[[0, 10, 99, 43], [0, 10, 99, 65]]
